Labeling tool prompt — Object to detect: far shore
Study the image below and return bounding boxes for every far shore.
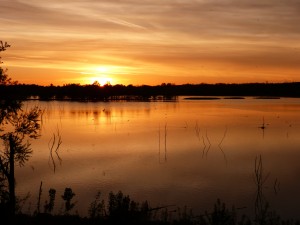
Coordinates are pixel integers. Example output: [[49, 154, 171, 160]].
[[1, 82, 300, 101]]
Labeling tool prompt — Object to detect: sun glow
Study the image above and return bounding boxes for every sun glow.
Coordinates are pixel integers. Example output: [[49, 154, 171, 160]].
[[96, 77, 113, 86], [81, 76, 112, 86], [95, 66, 109, 73], [80, 65, 121, 86]]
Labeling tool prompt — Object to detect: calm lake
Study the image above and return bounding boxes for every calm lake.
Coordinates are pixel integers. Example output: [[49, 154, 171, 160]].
[[16, 97, 300, 219]]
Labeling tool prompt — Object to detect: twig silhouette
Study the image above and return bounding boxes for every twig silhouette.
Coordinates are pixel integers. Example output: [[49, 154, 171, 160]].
[[205, 130, 211, 147], [48, 126, 63, 173], [218, 145, 228, 164], [36, 181, 43, 214], [54, 127, 62, 165], [158, 125, 161, 164], [218, 126, 228, 147], [201, 135, 207, 158], [204, 130, 211, 156], [274, 178, 280, 195], [254, 155, 270, 218], [218, 126, 228, 163], [195, 122, 200, 140], [164, 123, 167, 162]]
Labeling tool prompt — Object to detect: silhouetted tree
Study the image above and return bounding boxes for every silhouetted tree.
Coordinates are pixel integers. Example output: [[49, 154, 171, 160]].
[[61, 187, 76, 214], [0, 41, 17, 86], [92, 80, 100, 86], [44, 188, 56, 214], [88, 191, 105, 219], [0, 102, 41, 217], [107, 191, 151, 223], [108, 191, 130, 219], [0, 41, 42, 217]]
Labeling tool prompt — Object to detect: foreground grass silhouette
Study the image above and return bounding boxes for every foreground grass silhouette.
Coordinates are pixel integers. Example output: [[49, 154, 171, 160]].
[[1, 189, 300, 225]]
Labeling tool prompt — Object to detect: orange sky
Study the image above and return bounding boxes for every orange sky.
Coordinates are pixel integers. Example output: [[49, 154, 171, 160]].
[[1, 0, 300, 86]]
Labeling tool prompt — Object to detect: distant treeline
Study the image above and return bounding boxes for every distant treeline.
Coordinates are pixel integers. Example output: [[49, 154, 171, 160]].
[[1, 82, 300, 101]]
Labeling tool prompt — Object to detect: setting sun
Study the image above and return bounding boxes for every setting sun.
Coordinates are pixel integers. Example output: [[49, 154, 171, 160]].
[[96, 77, 113, 86], [82, 76, 113, 86], [79, 65, 121, 85]]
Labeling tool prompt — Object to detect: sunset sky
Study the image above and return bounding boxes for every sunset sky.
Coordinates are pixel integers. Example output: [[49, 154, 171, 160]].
[[1, 0, 300, 86]]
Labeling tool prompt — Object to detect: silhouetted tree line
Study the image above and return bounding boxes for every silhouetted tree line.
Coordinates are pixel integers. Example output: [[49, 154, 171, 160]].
[[1, 82, 300, 101]]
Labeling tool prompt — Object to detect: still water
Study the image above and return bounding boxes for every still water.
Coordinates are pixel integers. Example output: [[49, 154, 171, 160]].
[[16, 97, 300, 219]]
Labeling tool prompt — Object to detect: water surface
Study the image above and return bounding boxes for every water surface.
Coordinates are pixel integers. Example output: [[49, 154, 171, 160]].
[[16, 97, 300, 219]]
